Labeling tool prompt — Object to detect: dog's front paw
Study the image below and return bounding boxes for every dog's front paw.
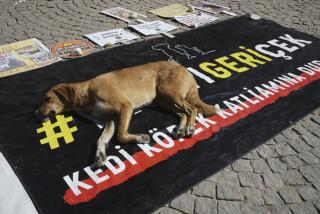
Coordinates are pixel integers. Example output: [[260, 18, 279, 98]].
[[177, 127, 186, 138], [137, 134, 150, 144], [95, 151, 106, 167], [186, 125, 195, 137], [172, 127, 186, 139]]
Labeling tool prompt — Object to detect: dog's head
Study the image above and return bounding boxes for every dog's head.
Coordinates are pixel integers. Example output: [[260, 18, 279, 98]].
[[35, 83, 73, 121]]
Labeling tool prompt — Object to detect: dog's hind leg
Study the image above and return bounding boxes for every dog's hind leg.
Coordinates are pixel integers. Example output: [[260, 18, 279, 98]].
[[95, 120, 115, 167], [158, 100, 188, 138], [184, 102, 197, 137], [174, 100, 197, 137], [117, 102, 150, 144], [172, 99, 197, 137], [158, 93, 197, 138], [186, 85, 218, 117]]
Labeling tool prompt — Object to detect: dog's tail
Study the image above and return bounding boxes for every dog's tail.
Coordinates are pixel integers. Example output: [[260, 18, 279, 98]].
[[186, 85, 218, 117]]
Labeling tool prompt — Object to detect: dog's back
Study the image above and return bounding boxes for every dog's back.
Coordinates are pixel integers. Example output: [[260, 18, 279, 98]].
[[88, 61, 192, 109], [88, 61, 216, 115]]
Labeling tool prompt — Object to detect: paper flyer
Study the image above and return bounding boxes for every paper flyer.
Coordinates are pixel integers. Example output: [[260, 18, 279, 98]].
[[189, 2, 237, 16], [101, 7, 147, 23], [0, 38, 59, 78], [174, 13, 219, 27], [84, 29, 140, 47], [129, 20, 178, 36], [148, 3, 191, 18]]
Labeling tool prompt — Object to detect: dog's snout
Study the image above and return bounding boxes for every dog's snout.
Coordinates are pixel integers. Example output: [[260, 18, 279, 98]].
[[34, 109, 52, 122], [48, 110, 56, 117], [34, 109, 43, 121]]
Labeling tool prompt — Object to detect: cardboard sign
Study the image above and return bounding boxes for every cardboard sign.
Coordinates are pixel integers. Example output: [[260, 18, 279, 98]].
[[129, 20, 178, 36], [148, 3, 190, 18], [101, 7, 147, 23], [84, 29, 140, 47], [0, 38, 59, 78], [174, 13, 219, 27], [51, 40, 94, 59]]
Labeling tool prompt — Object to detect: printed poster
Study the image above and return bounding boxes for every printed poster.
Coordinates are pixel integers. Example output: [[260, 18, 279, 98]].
[[174, 13, 219, 27], [101, 7, 147, 23], [148, 3, 191, 18], [84, 29, 140, 47], [189, 2, 237, 16], [129, 20, 178, 36], [0, 38, 59, 78]]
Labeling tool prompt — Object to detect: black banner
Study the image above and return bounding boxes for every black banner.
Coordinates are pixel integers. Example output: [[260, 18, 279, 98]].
[[0, 15, 319, 214]]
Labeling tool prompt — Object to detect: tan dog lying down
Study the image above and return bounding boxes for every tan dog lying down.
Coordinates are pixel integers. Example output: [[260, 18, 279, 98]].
[[35, 61, 218, 166]]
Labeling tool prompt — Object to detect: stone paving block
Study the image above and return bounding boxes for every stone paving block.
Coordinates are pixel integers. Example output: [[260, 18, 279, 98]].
[[266, 158, 287, 172], [217, 201, 241, 214], [192, 181, 216, 198], [312, 198, 320, 211], [278, 187, 302, 204], [242, 150, 260, 160], [273, 134, 288, 143], [312, 180, 320, 192], [274, 144, 297, 156], [298, 152, 319, 164], [288, 139, 312, 153], [208, 171, 239, 185], [240, 204, 268, 214], [310, 146, 320, 159], [265, 139, 276, 145], [232, 159, 253, 172], [281, 170, 306, 186], [251, 159, 271, 174], [242, 188, 264, 205], [223, 166, 233, 171], [262, 173, 284, 188], [296, 186, 320, 201], [311, 115, 320, 125], [299, 165, 320, 183], [302, 120, 319, 133], [169, 193, 195, 214], [217, 183, 243, 201], [257, 145, 278, 158], [289, 202, 318, 214], [282, 129, 300, 140], [292, 123, 310, 135], [263, 189, 284, 205], [266, 205, 292, 214], [194, 197, 217, 214], [238, 172, 264, 188], [280, 155, 305, 170], [301, 134, 320, 148]]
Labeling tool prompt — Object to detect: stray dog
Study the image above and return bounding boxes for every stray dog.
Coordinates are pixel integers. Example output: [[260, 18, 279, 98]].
[[35, 61, 218, 166]]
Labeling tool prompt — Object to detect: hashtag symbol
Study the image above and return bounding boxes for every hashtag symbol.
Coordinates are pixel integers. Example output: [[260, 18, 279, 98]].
[[36, 115, 78, 150]]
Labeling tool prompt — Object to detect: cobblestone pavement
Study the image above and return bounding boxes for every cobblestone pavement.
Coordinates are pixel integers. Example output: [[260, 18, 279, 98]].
[[154, 109, 320, 214], [1, 0, 320, 213]]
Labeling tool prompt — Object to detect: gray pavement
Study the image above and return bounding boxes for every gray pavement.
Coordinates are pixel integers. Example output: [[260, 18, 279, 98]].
[[1, 0, 320, 213]]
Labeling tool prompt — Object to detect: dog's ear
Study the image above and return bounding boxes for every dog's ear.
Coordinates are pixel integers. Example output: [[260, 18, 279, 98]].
[[54, 84, 73, 104]]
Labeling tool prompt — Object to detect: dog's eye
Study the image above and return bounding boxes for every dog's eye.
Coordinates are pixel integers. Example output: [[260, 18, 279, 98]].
[[44, 97, 51, 102]]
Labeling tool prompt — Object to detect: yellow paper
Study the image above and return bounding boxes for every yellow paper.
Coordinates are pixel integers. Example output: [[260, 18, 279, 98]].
[[0, 38, 59, 78], [149, 3, 190, 18]]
